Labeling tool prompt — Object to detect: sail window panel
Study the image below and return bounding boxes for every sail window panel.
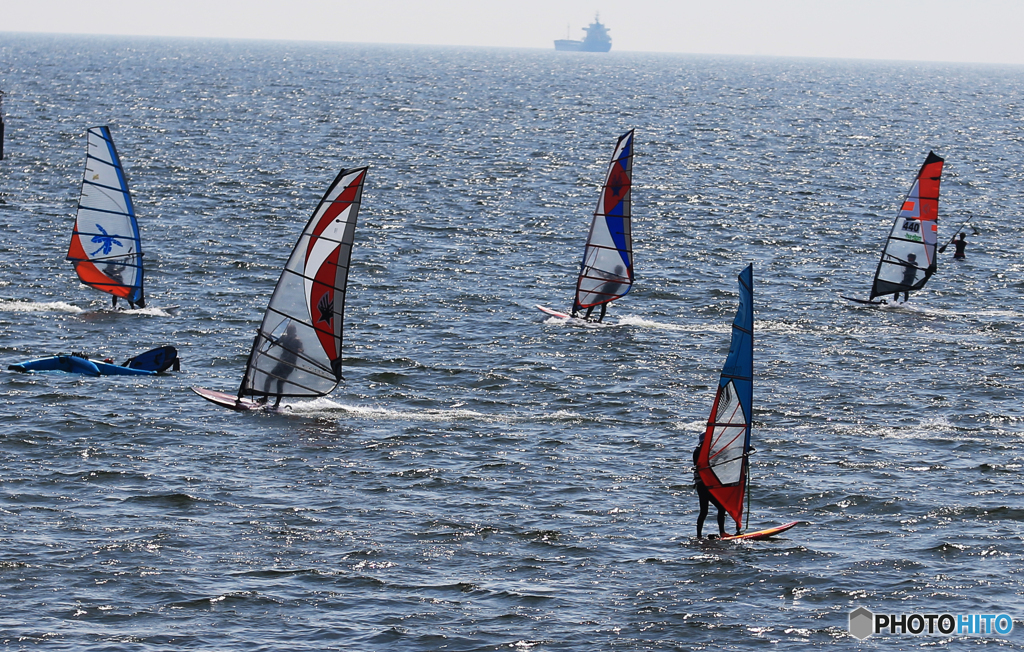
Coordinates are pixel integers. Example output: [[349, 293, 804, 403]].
[[577, 245, 631, 306], [248, 358, 337, 397], [875, 219, 936, 292], [249, 355, 337, 397], [248, 316, 338, 397], [709, 380, 747, 486], [898, 181, 922, 217], [266, 266, 340, 369]]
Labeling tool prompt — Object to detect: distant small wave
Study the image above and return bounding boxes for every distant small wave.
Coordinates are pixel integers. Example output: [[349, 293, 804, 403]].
[[0, 300, 84, 314], [616, 315, 716, 332], [0, 300, 178, 317]]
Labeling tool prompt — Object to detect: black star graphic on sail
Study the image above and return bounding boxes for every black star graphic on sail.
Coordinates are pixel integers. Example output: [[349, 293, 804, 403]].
[[317, 292, 334, 325]]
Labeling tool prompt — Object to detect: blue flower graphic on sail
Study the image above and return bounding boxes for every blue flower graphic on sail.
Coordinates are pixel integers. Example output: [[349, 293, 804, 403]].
[[89, 224, 124, 256]]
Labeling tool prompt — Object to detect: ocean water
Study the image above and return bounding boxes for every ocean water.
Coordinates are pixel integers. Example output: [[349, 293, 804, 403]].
[[0, 33, 1022, 650]]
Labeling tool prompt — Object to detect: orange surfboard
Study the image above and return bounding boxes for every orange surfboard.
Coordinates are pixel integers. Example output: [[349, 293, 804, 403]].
[[721, 521, 800, 541]]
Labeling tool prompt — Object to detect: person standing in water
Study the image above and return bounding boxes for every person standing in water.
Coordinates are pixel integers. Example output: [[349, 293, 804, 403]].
[[693, 436, 727, 538], [952, 233, 967, 259]]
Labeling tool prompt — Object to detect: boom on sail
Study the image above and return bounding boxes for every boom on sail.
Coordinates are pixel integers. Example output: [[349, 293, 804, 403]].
[[66, 126, 145, 308]]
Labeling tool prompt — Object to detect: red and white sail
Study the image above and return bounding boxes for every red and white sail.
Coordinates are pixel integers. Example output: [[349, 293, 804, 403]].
[[239, 167, 366, 400], [697, 264, 753, 533], [870, 152, 944, 300]]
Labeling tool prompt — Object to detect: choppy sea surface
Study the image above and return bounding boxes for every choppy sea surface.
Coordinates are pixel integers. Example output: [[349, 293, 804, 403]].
[[0, 33, 1022, 650]]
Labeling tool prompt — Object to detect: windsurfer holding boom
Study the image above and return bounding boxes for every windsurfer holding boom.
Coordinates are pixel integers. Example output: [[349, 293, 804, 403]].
[[893, 253, 917, 303], [573, 264, 627, 323], [693, 434, 727, 539], [260, 323, 303, 409]]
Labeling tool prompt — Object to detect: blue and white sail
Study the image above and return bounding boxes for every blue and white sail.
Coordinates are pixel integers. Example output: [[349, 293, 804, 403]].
[[66, 126, 145, 307]]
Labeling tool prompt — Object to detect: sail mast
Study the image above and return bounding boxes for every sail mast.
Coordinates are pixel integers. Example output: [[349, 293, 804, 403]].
[[573, 129, 635, 314], [698, 264, 754, 534], [67, 126, 145, 307], [238, 167, 366, 401], [869, 152, 944, 300]]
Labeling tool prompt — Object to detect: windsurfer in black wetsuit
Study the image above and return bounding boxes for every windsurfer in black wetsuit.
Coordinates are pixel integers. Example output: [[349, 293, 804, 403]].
[[260, 323, 303, 408], [103, 262, 137, 309], [571, 299, 606, 323], [893, 252, 918, 303], [952, 233, 967, 259], [693, 436, 727, 539], [582, 301, 608, 323], [573, 265, 627, 323]]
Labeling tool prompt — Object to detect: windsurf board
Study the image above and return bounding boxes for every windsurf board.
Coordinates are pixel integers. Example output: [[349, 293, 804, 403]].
[[840, 295, 886, 306], [536, 304, 573, 319], [721, 520, 800, 541], [191, 386, 267, 412]]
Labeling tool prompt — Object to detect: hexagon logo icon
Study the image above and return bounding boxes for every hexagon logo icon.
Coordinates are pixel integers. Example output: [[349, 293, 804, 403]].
[[849, 606, 874, 640]]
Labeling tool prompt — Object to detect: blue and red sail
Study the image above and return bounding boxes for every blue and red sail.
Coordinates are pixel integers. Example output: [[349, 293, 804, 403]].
[[573, 129, 634, 312], [698, 264, 754, 532]]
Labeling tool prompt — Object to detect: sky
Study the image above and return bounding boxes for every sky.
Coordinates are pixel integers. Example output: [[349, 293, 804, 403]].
[[5, 0, 1024, 65]]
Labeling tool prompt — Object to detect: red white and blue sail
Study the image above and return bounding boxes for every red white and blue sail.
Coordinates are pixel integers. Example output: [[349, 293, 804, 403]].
[[67, 126, 145, 306], [870, 152, 944, 300], [573, 129, 634, 312], [238, 167, 365, 400], [698, 264, 753, 532]]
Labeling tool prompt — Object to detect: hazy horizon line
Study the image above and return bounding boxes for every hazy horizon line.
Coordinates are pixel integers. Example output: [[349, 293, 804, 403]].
[[3, 29, 1021, 69]]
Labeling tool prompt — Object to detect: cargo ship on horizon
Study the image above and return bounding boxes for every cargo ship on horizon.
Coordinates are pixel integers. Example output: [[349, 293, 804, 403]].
[[554, 14, 612, 53]]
